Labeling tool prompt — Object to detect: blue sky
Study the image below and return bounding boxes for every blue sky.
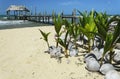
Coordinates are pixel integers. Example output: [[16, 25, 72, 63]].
[[0, 0, 120, 15]]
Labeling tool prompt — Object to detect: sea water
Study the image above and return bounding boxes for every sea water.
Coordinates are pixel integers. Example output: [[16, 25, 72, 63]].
[[0, 20, 50, 29], [0, 15, 51, 29]]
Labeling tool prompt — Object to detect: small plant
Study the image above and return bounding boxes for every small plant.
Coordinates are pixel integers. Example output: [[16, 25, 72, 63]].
[[57, 31, 69, 58], [95, 12, 109, 37], [94, 12, 119, 48], [63, 19, 80, 49], [78, 10, 97, 52], [39, 29, 50, 49], [53, 14, 63, 47], [94, 12, 109, 47], [100, 19, 120, 65]]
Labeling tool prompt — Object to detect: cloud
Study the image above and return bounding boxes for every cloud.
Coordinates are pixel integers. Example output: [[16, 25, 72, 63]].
[[60, 1, 81, 6]]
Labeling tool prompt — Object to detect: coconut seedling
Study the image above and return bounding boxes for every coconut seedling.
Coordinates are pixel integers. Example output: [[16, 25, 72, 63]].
[[100, 63, 115, 75], [63, 19, 80, 49], [85, 57, 100, 72], [57, 31, 69, 58], [100, 19, 120, 65], [53, 14, 63, 47], [53, 15, 71, 58], [94, 12, 119, 48], [61, 19, 80, 57], [68, 24, 80, 56], [105, 70, 120, 79], [113, 49, 120, 63], [78, 10, 97, 52], [56, 19, 77, 57], [39, 29, 50, 49], [71, 24, 80, 49], [94, 12, 112, 48], [78, 11, 88, 47]]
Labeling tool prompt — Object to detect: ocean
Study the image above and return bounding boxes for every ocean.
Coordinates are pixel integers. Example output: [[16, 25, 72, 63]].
[[0, 15, 51, 30]]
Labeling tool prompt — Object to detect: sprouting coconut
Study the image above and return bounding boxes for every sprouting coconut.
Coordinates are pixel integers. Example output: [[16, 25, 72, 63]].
[[48, 46, 63, 58], [76, 40, 83, 46], [76, 35, 84, 46], [84, 53, 97, 63], [91, 47, 103, 60], [59, 32, 70, 43], [69, 48, 78, 57], [85, 57, 100, 72], [84, 52, 100, 72], [113, 49, 120, 64], [115, 43, 120, 49], [100, 63, 115, 75], [105, 70, 120, 79], [67, 41, 74, 50], [48, 46, 56, 54], [93, 37, 102, 48]]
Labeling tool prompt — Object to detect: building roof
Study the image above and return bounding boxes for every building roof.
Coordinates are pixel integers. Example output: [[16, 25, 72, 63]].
[[6, 5, 30, 12]]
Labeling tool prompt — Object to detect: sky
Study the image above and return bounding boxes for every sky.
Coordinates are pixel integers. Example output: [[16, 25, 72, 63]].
[[0, 0, 120, 15]]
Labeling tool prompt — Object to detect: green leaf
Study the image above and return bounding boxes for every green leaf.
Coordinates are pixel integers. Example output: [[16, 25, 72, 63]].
[[78, 10, 97, 40], [94, 12, 110, 40], [103, 33, 113, 56], [57, 38, 66, 48], [53, 14, 62, 36], [63, 19, 71, 29], [39, 29, 50, 42], [101, 18, 120, 64], [112, 20, 120, 44]]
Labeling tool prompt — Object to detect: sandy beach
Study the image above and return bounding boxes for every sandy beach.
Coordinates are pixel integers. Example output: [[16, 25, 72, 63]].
[[0, 26, 104, 79]]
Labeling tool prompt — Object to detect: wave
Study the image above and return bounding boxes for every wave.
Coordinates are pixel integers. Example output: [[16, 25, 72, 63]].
[[0, 20, 30, 25]]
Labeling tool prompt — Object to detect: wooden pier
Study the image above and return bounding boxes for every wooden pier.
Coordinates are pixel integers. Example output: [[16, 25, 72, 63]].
[[6, 6, 80, 24], [7, 14, 80, 24]]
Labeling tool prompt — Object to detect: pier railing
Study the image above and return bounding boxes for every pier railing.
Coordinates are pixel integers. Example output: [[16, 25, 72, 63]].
[[7, 9, 81, 24]]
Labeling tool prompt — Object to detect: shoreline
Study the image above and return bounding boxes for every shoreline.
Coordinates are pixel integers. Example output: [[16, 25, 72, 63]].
[[0, 20, 52, 30]]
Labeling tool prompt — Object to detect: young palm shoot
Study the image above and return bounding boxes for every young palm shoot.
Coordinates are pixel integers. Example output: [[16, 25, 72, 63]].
[[63, 19, 80, 56], [57, 31, 69, 58], [53, 14, 63, 47], [71, 24, 80, 49], [94, 12, 119, 48], [39, 29, 50, 49], [78, 10, 97, 52], [94, 12, 109, 48], [100, 20, 120, 65], [63, 19, 80, 49]]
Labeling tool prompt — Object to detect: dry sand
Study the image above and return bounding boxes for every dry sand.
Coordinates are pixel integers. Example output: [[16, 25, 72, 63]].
[[0, 26, 104, 79]]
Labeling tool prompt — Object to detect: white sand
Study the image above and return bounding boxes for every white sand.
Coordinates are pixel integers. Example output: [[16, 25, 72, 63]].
[[0, 26, 104, 79]]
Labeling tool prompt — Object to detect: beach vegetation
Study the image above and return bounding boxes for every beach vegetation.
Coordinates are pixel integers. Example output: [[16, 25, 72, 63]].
[[57, 30, 69, 58], [78, 10, 97, 52], [94, 12, 109, 48], [94, 12, 119, 48], [57, 19, 81, 57], [39, 29, 50, 49], [100, 19, 120, 64], [40, 10, 120, 70], [63, 19, 80, 49], [53, 14, 63, 47]]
